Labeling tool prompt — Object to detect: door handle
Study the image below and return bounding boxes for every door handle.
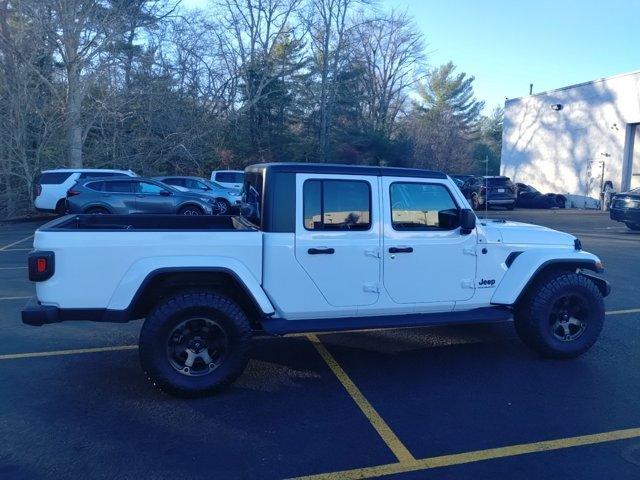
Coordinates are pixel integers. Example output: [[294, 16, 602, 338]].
[[389, 247, 413, 254], [308, 248, 335, 255]]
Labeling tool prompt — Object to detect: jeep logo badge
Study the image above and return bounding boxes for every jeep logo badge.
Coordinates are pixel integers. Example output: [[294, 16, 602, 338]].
[[478, 278, 496, 288]]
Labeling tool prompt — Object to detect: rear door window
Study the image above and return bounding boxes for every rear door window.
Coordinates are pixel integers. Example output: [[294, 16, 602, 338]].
[[303, 180, 371, 231], [103, 180, 133, 193], [38, 172, 73, 184]]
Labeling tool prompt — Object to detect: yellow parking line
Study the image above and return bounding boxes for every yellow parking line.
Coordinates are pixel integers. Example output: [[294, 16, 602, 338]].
[[293, 427, 640, 479], [0, 296, 32, 301], [606, 308, 640, 316], [0, 248, 31, 252], [0, 266, 27, 270], [0, 234, 33, 251], [0, 344, 138, 360], [306, 334, 415, 464]]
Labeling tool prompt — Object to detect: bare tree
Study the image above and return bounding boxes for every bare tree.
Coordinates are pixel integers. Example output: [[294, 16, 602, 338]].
[[352, 10, 424, 139], [306, 0, 365, 161]]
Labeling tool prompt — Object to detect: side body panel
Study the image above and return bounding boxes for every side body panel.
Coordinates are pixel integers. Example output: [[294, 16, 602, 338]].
[[34, 230, 265, 310]]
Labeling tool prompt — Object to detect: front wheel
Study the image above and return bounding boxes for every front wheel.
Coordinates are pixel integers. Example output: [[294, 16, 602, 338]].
[[213, 198, 230, 215], [139, 291, 252, 397], [625, 222, 640, 231], [178, 205, 203, 216], [514, 271, 604, 358]]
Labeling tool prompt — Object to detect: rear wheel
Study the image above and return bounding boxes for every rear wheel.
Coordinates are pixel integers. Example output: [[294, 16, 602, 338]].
[[625, 222, 640, 231], [85, 207, 110, 215], [514, 271, 604, 358], [178, 205, 203, 216], [139, 290, 251, 397], [471, 194, 480, 210]]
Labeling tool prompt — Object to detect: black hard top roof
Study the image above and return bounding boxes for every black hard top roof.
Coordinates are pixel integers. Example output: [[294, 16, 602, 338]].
[[246, 162, 447, 179]]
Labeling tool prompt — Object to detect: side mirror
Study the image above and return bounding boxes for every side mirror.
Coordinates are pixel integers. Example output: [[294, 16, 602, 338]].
[[459, 208, 476, 234], [160, 190, 171, 196]]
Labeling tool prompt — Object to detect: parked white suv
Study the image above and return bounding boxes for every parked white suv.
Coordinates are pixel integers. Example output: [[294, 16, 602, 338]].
[[210, 170, 244, 190], [34, 169, 137, 213]]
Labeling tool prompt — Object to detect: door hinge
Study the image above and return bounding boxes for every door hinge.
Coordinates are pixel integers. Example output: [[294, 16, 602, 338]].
[[363, 283, 380, 293], [463, 247, 477, 256], [461, 279, 475, 289], [364, 248, 380, 258]]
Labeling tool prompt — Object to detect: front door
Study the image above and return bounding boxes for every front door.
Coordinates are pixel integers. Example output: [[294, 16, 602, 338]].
[[294, 174, 380, 307], [382, 177, 477, 304], [134, 181, 175, 214]]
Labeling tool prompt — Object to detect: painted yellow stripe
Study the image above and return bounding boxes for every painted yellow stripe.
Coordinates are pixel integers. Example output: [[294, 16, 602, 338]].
[[0, 266, 27, 270], [606, 308, 640, 316], [0, 234, 33, 251], [306, 334, 415, 463], [0, 296, 32, 301], [0, 344, 138, 360], [293, 427, 640, 480]]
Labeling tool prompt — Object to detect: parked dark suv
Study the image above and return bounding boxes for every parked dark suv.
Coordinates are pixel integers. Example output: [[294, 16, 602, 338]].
[[66, 177, 216, 215], [610, 188, 640, 230], [461, 176, 517, 210]]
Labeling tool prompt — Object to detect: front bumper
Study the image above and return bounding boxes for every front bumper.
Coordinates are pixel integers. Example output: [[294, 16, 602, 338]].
[[610, 208, 640, 224]]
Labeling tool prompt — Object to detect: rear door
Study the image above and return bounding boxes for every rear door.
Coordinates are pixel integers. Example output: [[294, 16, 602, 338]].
[[382, 177, 477, 304], [101, 179, 137, 212], [294, 174, 381, 307]]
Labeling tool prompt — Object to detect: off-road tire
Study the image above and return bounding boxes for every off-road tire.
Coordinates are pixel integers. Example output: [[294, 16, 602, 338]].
[[514, 271, 604, 359], [139, 290, 251, 397]]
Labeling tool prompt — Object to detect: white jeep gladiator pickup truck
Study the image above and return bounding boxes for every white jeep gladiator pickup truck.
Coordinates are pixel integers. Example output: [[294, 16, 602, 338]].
[[22, 163, 610, 397]]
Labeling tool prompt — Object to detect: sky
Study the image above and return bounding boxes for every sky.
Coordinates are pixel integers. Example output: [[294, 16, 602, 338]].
[[182, 0, 640, 112]]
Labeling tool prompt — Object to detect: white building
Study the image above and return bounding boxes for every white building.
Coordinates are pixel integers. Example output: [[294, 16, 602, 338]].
[[501, 70, 640, 204]]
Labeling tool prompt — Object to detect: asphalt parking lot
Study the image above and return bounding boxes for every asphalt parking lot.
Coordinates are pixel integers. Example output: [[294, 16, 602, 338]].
[[1, 209, 640, 480]]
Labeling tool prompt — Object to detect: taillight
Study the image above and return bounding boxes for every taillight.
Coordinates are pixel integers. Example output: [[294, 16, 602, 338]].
[[28, 251, 55, 282], [66, 188, 80, 197]]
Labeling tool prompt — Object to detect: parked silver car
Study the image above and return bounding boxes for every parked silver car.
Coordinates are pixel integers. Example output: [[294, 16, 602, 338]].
[[66, 177, 216, 215], [155, 176, 241, 214]]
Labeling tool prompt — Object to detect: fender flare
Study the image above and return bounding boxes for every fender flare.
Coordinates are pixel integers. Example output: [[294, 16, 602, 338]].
[[106, 256, 275, 316], [491, 249, 604, 306]]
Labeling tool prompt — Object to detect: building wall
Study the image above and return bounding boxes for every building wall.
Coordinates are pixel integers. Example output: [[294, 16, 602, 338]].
[[501, 71, 640, 198]]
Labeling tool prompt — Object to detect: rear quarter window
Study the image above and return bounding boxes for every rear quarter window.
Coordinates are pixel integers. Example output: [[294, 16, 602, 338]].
[[38, 172, 74, 184], [85, 181, 105, 191]]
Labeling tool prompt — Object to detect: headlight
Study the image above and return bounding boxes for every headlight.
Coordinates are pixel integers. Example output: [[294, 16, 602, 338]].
[[624, 198, 640, 209]]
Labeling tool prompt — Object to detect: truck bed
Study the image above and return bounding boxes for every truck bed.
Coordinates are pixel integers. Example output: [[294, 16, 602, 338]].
[[42, 214, 257, 231]]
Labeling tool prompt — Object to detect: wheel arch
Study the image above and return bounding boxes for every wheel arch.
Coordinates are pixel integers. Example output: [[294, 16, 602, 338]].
[[491, 251, 606, 306], [177, 202, 205, 213], [125, 267, 273, 328], [82, 203, 114, 214]]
